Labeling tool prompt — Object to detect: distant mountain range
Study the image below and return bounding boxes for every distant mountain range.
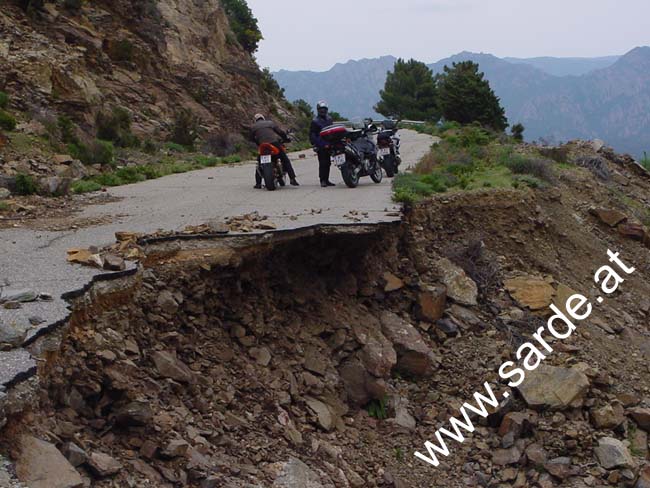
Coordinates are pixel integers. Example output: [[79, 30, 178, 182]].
[[273, 49, 650, 158]]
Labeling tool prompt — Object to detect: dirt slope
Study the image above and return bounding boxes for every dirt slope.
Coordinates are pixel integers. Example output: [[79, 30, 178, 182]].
[[3, 142, 650, 487]]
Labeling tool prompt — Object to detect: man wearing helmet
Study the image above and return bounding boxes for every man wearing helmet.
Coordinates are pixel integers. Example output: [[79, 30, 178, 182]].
[[309, 101, 336, 187], [250, 113, 299, 188]]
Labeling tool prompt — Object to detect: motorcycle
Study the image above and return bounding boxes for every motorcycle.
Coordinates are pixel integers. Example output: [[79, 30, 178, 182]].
[[377, 119, 401, 178], [319, 120, 383, 188], [256, 141, 288, 191]]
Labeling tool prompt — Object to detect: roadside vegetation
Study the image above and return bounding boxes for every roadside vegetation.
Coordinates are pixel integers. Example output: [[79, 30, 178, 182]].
[[393, 124, 558, 204], [71, 154, 242, 194]]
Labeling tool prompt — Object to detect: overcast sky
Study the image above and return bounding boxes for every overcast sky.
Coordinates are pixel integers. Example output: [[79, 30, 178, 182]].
[[247, 0, 650, 71]]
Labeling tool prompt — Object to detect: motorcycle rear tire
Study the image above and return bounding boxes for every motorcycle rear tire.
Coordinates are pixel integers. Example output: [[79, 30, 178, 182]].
[[262, 164, 276, 191], [383, 156, 395, 178], [340, 163, 360, 188], [370, 162, 383, 183]]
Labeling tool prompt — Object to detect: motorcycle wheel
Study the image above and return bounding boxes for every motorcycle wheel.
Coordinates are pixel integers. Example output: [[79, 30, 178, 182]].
[[383, 156, 395, 178], [262, 164, 276, 191], [340, 163, 360, 188], [370, 162, 383, 183]]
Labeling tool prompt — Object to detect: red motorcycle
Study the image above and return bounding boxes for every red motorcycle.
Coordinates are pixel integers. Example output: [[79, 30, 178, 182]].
[[257, 143, 287, 191]]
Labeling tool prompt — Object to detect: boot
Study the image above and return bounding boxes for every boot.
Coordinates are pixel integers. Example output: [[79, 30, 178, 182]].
[[320, 181, 328, 188], [254, 183, 262, 189], [326, 181, 336, 187], [290, 178, 299, 186]]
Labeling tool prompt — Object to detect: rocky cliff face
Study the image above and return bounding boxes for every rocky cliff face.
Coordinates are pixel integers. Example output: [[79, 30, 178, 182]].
[[0, 0, 288, 139]]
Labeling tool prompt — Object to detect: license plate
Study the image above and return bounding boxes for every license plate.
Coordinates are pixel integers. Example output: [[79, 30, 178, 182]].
[[331, 153, 346, 166], [379, 148, 391, 156], [260, 155, 272, 164]]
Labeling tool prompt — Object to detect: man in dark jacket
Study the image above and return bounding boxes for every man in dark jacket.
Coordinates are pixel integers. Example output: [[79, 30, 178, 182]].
[[250, 114, 299, 188], [309, 101, 336, 187]]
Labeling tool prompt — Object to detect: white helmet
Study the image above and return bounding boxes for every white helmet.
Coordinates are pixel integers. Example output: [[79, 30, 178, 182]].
[[316, 101, 328, 110], [254, 113, 265, 122]]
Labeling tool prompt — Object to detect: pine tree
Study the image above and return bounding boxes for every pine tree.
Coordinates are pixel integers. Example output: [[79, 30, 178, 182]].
[[511, 123, 525, 141], [375, 59, 439, 121], [436, 61, 508, 131]]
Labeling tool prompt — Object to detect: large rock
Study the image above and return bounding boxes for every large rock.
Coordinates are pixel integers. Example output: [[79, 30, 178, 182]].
[[38, 176, 72, 196], [114, 401, 153, 427], [518, 365, 590, 410], [417, 285, 446, 322], [380, 311, 437, 377], [339, 358, 387, 407], [0, 320, 28, 347], [629, 407, 650, 431], [591, 403, 625, 429], [0, 188, 10, 199], [352, 317, 396, 379], [15, 435, 83, 488], [271, 458, 324, 488], [594, 437, 635, 469], [436, 258, 478, 306], [305, 397, 334, 431], [590, 208, 628, 227], [504, 275, 555, 311], [87, 452, 122, 477], [382, 272, 405, 292], [151, 350, 195, 383]]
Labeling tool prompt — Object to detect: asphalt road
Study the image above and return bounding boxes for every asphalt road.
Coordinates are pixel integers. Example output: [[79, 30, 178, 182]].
[[0, 129, 434, 385]]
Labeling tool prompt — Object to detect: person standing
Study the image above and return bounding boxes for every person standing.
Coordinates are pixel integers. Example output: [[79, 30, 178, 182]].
[[309, 101, 336, 187], [250, 114, 299, 188]]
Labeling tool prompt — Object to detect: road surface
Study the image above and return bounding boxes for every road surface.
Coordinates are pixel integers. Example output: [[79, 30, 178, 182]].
[[0, 129, 434, 385]]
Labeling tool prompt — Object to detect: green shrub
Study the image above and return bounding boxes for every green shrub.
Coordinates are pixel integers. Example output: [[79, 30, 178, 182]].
[[0, 202, 9, 211], [69, 139, 115, 165], [96, 107, 138, 147], [164, 142, 188, 153], [511, 123, 525, 142], [63, 0, 83, 10], [504, 154, 555, 183], [169, 109, 199, 149], [108, 39, 135, 63], [0, 91, 8, 109], [221, 0, 263, 53], [0, 111, 17, 131], [195, 155, 220, 167], [222, 155, 242, 164], [72, 180, 102, 194], [114, 166, 147, 184], [143, 139, 158, 154], [15, 174, 38, 195], [57, 115, 78, 144]]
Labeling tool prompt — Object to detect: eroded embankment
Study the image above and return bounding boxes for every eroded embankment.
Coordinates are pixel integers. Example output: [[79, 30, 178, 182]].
[[5, 173, 650, 487]]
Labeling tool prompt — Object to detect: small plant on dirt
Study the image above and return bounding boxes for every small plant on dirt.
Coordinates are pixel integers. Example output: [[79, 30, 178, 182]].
[[169, 109, 199, 149], [0, 91, 8, 109], [0, 202, 10, 211], [367, 397, 388, 420], [448, 240, 501, 300], [15, 174, 38, 195], [394, 447, 405, 462], [164, 142, 188, 153], [511, 123, 525, 142], [641, 151, 650, 171], [71, 180, 102, 194], [0, 111, 17, 131]]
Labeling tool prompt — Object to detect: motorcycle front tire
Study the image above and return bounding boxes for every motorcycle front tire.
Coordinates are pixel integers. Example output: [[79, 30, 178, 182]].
[[370, 161, 383, 183], [340, 163, 360, 188], [262, 164, 276, 191]]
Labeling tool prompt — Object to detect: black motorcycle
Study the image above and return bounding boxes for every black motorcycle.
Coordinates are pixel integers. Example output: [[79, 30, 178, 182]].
[[377, 119, 401, 178], [320, 120, 382, 188]]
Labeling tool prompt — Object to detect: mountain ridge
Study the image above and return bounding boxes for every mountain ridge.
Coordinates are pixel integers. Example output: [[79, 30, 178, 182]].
[[273, 48, 649, 157]]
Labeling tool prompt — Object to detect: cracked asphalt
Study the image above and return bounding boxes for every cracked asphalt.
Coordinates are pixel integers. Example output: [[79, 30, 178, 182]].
[[0, 129, 435, 386]]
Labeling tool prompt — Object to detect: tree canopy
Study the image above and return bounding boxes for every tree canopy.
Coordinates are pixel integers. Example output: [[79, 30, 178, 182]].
[[375, 59, 439, 121], [436, 61, 508, 131], [221, 0, 263, 53]]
